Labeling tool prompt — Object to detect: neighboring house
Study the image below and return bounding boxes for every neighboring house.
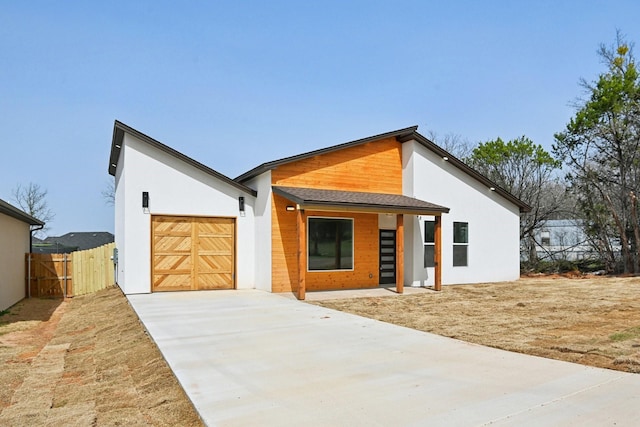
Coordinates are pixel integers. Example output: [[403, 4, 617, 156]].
[[37, 232, 115, 253], [0, 198, 44, 311], [535, 219, 597, 261], [109, 121, 529, 299]]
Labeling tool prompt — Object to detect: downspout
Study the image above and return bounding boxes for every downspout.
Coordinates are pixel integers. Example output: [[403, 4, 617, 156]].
[[29, 224, 44, 253]]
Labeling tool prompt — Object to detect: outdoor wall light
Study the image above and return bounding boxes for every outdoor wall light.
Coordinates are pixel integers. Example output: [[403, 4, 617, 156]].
[[239, 196, 245, 217], [142, 191, 149, 208], [286, 205, 296, 211]]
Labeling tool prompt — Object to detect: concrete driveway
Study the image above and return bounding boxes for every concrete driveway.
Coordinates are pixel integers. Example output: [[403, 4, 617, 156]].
[[128, 290, 640, 426]]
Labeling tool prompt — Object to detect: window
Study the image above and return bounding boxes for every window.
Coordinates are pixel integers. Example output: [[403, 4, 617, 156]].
[[424, 220, 435, 268], [308, 217, 353, 271], [541, 230, 551, 246], [453, 222, 468, 267]]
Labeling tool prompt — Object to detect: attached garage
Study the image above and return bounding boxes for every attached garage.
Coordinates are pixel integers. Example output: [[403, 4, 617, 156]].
[[151, 215, 235, 292]]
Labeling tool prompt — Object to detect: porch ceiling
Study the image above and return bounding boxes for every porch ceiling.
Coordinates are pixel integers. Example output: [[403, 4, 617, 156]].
[[272, 186, 450, 215]]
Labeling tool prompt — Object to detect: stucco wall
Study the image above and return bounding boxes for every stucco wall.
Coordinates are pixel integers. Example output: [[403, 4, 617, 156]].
[[244, 172, 272, 292], [114, 133, 256, 294], [403, 140, 521, 286], [0, 214, 30, 311]]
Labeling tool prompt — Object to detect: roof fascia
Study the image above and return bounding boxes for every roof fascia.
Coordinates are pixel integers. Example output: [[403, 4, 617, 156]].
[[271, 186, 450, 216], [0, 199, 45, 226], [400, 132, 532, 213], [235, 126, 419, 183], [108, 121, 257, 197]]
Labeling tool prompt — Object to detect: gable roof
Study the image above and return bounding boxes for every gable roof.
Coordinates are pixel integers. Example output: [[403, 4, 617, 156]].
[[273, 186, 450, 215], [0, 198, 45, 226], [44, 231, 114, 251], [236, 126, 530, 213], [235, 126, 419, 183], [108, 120, 257, 197]]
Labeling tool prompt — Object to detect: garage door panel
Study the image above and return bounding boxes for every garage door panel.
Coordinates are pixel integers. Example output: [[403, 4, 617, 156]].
[[152, 216, 235, 292], [199, 255, 232, 272], [155, 236, 192, 252], [154, 273, 192, 291], [154, 255, 191, 271], [198, 273, 233, 289]]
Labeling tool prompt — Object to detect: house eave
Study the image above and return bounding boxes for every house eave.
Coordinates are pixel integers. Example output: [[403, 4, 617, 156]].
[[108, 120, 257, 197], [235, 126, 419, 183], [399, 132, 532, 213]]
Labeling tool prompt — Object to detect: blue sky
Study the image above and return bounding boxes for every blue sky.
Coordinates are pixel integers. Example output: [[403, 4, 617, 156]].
[[1, 1, 639, 235]]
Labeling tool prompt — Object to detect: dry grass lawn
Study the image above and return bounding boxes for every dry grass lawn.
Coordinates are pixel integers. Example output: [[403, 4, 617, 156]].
[[311, 276, 640, 373], [0, 286, 203, 426]]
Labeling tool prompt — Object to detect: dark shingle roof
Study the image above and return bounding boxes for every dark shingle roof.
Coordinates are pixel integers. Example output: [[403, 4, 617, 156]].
[[272, 186, 450, 215], [236, 126, 530, 213], [44, 232, 114, 251], [0, 198, 45, 226]]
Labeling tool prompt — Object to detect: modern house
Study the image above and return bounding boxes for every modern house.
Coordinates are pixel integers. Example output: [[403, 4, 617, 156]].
[[109, 121, 529, 299], [0, 198, 44, 311]]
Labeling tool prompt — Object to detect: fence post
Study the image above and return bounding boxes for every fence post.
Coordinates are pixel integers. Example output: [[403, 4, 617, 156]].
[[27, 254, 31, 299], [63, 253, 67, 298]]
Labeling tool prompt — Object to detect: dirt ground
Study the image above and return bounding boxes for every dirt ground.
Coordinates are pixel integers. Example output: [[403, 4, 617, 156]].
[[312, 276, 640, 373], [0, 286, 203, 426]]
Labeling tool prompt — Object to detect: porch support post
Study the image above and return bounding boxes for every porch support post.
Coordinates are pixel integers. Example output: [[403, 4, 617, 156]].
[[396, 214, 404, 294], [296, 208, 306, 300], [434, 215, 442, 291]]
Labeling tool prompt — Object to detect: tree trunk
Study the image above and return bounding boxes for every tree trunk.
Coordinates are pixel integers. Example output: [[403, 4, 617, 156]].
[[630, 192, 640, 273], [604, 193, 633, 273]]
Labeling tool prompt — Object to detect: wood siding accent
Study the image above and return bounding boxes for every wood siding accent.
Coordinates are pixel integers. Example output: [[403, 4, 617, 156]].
[[151, 216, 235, 291], [270, 137, 404, 293], [296, 209, 306, 300], [272, 195, 379, 293], [271, 137, 403, 194], [434, 215, 442, 291]]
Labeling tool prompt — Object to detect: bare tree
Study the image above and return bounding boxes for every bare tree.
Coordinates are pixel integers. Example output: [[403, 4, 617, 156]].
[[102, 178, 115, 206], [425, 130, 475, 160], [12, 182, 55, 237]]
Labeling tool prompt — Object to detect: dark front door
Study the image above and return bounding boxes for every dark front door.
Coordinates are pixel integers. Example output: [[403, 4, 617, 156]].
[[379, 230, 396, 285]]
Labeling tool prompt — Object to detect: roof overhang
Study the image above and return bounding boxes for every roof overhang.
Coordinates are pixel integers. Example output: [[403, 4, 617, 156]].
[[108, 120, 257, 197], [0, 198, 45, 226], [272, 186, 450, 215], [398, 132, 532, 213]]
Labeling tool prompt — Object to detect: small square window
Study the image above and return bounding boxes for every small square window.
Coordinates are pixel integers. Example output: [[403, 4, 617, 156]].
[[424, 220, 435, 243], [453, 222, 468, 244], [453, 245, 467, 267]]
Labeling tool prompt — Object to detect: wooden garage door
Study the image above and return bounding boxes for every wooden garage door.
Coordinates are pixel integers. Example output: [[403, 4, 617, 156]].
[[152, 216, 235, 292]]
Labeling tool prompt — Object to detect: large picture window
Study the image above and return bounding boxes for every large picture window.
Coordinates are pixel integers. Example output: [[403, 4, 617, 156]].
[[308, 217, 354, 271], [453, 221, 468, 267], [424, 220, 435, 268]]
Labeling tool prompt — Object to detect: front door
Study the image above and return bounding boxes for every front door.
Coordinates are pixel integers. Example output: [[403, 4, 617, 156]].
[[379, 230, 396, 285]]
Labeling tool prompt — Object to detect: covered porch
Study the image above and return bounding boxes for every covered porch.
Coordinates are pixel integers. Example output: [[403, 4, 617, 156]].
[[272, 186, 449, 300]]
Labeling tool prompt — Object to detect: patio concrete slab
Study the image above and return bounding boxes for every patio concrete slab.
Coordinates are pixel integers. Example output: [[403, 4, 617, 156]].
[[128, 290, 640, 426]]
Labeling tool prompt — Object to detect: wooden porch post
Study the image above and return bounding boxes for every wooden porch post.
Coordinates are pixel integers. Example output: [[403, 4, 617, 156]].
[[296, 208, 306, 300], [434, 215, 442, 291], [396, 214, 404, 294]]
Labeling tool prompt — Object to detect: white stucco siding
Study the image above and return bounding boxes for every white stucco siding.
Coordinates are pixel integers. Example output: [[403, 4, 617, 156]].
[[115, 134, 256, 294], [0, 214, 30, 311], [244, 172, 272, 292], [403, 140, 521, 286]]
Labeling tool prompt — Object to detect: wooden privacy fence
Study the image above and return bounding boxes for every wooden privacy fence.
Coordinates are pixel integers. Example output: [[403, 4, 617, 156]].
[[26, 242, 116, 298]]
